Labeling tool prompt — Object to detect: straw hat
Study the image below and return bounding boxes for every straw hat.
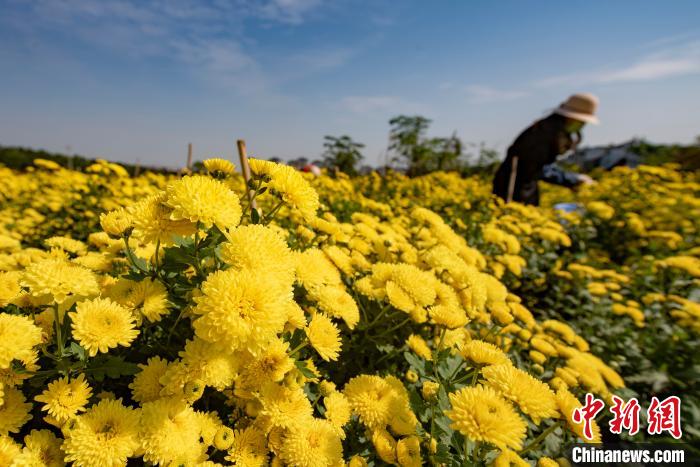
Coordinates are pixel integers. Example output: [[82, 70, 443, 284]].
[[554, 93, 599, 124]]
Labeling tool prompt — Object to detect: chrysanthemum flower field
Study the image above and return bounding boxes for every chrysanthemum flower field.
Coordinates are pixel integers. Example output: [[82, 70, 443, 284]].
[[0, 158, 698, 466]]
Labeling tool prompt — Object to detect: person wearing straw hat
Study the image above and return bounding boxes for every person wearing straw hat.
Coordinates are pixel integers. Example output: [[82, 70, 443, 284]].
[[492, 93, 598, 206]]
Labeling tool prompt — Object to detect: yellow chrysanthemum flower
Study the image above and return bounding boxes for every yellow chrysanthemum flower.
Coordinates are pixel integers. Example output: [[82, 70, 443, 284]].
[[100, 207, 133, 237], [63, 399, 140, 467], [459, 339, 511, 366], [0, 271, 22, 307], [348, 455, 369, 467], [586, 201, 615, 220], [295, 248, 343, 291], [257, 382, 313, 431], [323, 391, 351, 432], [555, 387, 602, 443], [114, 278, 171, 323], [343, 375, 396, 430], [406, 334, 433, 361], [21, 258, 99, 305], [45, 236, 87, 256], [493, 448, 530, 467], [396, 435, 422, 467], [178, 338, 241, 391], [308, 284, 360, 330], [429, 303, 469, 329], [280, 418, 343, 467], [0, 314, 43, 370], [165, 175, 242, 230], [35, 374, 93, 424], [657, 255, 700, 277], [306, 314, 342, 362], [221, 224, 296, 286], [0, 435, 22, 464], [238, 338, 292, 390], [203, 158, 236, 176], [537, 457, 561, 467], [140, 398, 204, 465], [192, 268, 289, 352], [225, 425, 268, 466], [386, 381, 418, 436], [446, 385, 526, 451], [371, 428, 397, 464], [482, 364, 559, 424], [128, 193, 197, 245], [248, 158, 320, 220], [193, 410, 221, 447], [129, 356, 169, 404], [0, 386, 32, 435], [69, 298, 139, 357]]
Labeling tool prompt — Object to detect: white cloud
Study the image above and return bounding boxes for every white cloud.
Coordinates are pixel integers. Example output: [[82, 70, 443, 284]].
[[643, 30, 700, 49], [256, 0, 323, 24], [285, 47, 356, 76], [463, 85, 528, 102], [341, 96, 402, 113], [169, 38, 271, 94], [596, 57, 700, 83], [1, 0, 331, 94], [438, 82, 528, 102], [537, 39, 700, 87]]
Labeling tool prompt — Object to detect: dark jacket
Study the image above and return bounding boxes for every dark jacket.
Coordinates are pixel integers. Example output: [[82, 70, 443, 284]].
[[493, 113, 581, 205]]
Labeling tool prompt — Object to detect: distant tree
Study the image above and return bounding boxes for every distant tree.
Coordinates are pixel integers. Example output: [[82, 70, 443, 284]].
[[388, 115, 433, 176], [457, 142, 502, 176], [476, 143, 500, 167], [321, 135, 365, 175], [387, 116, 469, 175], [425, 133, 463, 171]]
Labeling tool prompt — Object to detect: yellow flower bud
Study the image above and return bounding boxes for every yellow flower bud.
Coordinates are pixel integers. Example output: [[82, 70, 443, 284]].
[[214, 426, 234, 450], [421, 381, 439, 400]]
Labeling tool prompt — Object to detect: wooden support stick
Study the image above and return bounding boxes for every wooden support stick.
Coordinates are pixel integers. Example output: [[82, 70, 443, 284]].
[[506, 155, 519, 203], [237, 139, 257, 209], [186, 143, 193, 170]]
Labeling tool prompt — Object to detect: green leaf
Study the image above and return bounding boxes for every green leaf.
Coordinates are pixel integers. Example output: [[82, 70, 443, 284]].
[[69, 342, 87, 362], [295, 360, 317, 379], [130, 255, 150, 273], [164, 247, 195, 265], [251, 207, 261, 224], [87, 356, 140, 382], [404, 351, 425, 375]]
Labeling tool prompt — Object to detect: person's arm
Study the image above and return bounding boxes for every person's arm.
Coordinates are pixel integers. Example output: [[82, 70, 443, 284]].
[[541, 163, 585, 188]]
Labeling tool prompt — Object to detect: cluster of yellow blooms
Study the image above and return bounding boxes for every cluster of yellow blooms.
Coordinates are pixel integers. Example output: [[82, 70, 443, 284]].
[[0, 157, 697, 466]]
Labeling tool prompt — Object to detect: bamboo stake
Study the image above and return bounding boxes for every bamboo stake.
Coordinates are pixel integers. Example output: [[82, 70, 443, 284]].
[[506, 155, 519, 203], [237, 139, 257, 209], [186, 143, 193, 171]]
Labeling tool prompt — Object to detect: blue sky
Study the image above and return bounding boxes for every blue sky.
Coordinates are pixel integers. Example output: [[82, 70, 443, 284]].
[[1, 0, 699, 168]]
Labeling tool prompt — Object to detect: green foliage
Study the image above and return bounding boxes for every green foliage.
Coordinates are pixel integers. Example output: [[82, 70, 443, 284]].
[[322, 135, 365, 175], [0, 145, 178, 175]]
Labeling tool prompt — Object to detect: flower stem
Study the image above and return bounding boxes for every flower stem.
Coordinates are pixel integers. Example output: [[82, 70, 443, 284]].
[[53, 303, 64, 357], [263, 199, 285, 225], [371, 316, 412, 339], [123, 236, 149, 274], [471, 366, 480, 386], [289, 341, 308, 357], [518, 421, 562, 455], [364, 303, 391, 329]]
